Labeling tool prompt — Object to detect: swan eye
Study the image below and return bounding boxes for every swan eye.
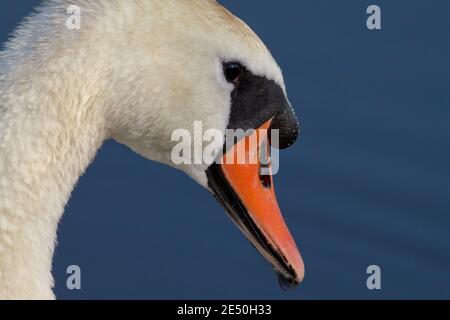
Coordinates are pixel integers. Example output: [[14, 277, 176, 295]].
[[223, 62, 244, 85]]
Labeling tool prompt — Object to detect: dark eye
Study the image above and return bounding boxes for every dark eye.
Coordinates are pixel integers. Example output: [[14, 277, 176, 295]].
[[223, 62, 244, 85]]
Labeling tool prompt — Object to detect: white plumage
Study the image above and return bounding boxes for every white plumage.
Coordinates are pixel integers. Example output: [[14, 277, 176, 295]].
[[0, 0, 286, 299]]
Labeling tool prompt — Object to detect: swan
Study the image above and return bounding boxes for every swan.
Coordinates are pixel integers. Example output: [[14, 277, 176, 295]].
[[0, 0, 303, 299]]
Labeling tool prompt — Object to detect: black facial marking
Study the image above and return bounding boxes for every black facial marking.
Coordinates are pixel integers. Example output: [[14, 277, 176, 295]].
[[226, 65, 299, 149]]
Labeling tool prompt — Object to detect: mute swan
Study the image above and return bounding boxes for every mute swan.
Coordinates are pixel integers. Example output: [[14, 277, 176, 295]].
[[0, 0, 303, 299]]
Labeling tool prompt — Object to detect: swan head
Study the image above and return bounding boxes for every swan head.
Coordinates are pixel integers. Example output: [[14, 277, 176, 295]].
[[104, 0, 303, 288]]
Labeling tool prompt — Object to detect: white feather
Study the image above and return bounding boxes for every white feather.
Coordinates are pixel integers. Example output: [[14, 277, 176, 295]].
[[0, 0, 284, 299]]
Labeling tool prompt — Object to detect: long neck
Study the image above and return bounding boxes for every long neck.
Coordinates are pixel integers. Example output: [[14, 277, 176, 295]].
[[0, 56, 108, 300], [0, 0, 179, 299]]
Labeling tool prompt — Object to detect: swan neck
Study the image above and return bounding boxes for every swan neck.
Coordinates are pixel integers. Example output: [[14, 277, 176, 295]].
[[0, 69, 106, 299]]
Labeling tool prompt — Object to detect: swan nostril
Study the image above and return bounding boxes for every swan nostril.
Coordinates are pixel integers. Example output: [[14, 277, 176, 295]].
[[259, 136, 273, 189], [259, 169, 272, 189]]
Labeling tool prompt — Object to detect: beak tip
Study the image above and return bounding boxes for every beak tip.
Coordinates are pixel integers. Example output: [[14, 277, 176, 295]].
[[278, 256, 305, 290], [296, 255, 306, 283], [277, 271, 303, 291]]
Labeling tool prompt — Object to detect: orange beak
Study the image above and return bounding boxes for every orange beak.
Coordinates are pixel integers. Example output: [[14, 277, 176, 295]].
[[207, 121, 304, 289]]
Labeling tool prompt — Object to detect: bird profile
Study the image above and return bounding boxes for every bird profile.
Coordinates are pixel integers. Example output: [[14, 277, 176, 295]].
[[0, 0, 303, 299]]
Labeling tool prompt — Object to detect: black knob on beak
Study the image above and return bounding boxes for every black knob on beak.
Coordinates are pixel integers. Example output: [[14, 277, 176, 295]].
[[270, 100, 300, 149]]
